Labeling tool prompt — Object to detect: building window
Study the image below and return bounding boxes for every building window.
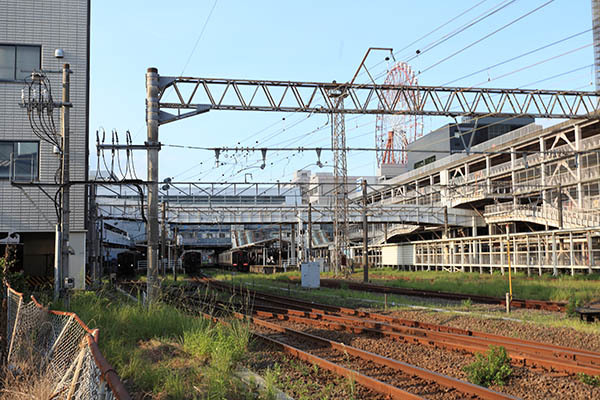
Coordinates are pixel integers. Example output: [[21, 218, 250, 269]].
[[414, 155, 436, 170], [0, 141, 39, 180], [0, 45, 41, 81]]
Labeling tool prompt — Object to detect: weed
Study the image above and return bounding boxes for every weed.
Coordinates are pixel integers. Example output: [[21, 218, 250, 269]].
[[578, 373, 600, 387], [566, 296, 582, 317], [346, 373, 357, 400], [461, 298, 473, 309], [263, 363, 281, 400], [65, 289, 251, 399], [463, 346, 512, 387], [312, 363, 319, 375]]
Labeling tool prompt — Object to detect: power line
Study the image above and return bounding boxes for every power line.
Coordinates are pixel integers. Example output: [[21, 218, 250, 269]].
[[180, 0, 219, 76], [418, 0, 555, 76], [400, 0, 518, 64], [442, 28, 592, 86]]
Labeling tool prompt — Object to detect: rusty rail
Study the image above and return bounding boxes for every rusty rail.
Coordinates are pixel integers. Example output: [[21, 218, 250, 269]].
[[166, 285, 516, 400], [198, 277, 600, 376], [318, 278, 567, 312]]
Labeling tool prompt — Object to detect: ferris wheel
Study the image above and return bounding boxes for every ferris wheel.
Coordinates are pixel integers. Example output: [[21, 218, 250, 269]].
[[375, 62, 424, 166]]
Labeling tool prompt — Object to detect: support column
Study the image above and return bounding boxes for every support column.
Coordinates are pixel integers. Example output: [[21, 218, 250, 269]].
[[307, 204, 312, 262], [443, 206, 449, 239], [552, 232, 558, 276], [279, 224, 283, 266], [588, 231, 594, 274], [291, 224, 296, 266], [569, 231, 575, 276], [161, 202, 166, 277], [575, 125, 583, 208], [510, 146, 517, 205], [58, 64, 71, 299], [500, 240, 505, 275], [540, 137, 549, 207], [146, 67, 160, 302], [362, 179, 368, 282], [485, 155, 491, 195]]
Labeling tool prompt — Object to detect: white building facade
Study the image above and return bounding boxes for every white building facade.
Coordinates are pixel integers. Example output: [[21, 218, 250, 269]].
[[0, 0, 89, 287]]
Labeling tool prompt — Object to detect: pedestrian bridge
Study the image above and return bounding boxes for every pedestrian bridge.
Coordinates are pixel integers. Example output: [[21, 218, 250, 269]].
[[97, 200, 484, 227]]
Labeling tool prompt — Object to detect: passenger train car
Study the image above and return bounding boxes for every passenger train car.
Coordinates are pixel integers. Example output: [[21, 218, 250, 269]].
[[218, 249, 250, 272]]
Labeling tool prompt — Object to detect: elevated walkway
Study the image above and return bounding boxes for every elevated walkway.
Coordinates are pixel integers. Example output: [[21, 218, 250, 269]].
[[484, 204, 600, 229], [97, 201, 484, 227]]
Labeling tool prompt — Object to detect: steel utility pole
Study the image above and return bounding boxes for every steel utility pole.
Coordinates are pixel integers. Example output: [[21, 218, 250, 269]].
[[59, 63, 71, 299], [362, 179, 368, 282], [146, 67, 160, 302]]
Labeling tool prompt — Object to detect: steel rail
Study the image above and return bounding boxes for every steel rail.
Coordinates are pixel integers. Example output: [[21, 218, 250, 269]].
[[317, 279, 567, 312], [250, 307, 600, 376], [168, 286, 515, 400], [198, 278, 600, 374], [160, 287, 426, 399]]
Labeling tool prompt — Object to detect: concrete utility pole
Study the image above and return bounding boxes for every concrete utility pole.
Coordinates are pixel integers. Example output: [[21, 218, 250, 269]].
[[88, 183, 98, 287], [59, 63, 71, 299], [308, 203, 312, 261], [362, 179, 368, 282], [161, 201, 166, 276], [278, 224, 283, 266], [173, 226, 178, 282], [146, 67, 160, 302]]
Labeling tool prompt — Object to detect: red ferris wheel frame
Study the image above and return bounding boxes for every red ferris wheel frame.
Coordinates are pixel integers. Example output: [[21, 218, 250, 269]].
[[375, 62, 424, 166]]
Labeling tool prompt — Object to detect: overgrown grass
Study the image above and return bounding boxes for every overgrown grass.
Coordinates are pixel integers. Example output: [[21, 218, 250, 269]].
[[209, 267, 600, 304], [208, 269, 600, 334], [63, 290, 252, 399]]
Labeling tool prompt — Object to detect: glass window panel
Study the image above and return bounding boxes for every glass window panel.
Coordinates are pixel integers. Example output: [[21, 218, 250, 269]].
[[16, 142, 38, 156], [16, 46, 40, 80], [0, 45, 16, 80], [0, 143, 12, 178]]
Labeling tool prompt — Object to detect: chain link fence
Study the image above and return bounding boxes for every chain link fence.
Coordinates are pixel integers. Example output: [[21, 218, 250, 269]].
[[5, 285, 130, 399]]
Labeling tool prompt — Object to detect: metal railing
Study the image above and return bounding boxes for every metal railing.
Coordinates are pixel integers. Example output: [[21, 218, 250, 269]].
[[484, 203, 600, 228]]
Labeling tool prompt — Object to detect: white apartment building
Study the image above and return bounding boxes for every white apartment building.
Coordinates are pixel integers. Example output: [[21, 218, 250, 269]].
[[0, 0, 89, 287]]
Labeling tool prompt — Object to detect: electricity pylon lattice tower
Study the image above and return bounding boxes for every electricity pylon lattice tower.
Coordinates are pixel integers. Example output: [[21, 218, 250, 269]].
[[329, 87, 349, 274]]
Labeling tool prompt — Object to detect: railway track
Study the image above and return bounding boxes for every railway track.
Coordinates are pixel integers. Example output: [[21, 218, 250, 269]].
[[119, 278, 599, 398], [194, 277, 600, 376], [158, 283, 516, 400], [316, 278, 567, 312]]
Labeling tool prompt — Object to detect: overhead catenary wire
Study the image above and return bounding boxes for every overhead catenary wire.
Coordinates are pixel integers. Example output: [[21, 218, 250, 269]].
[[442, 28, 593, 86], [179, 0, 219, 76], [160, 1, 589, 185], [417, 0, 556, 77]]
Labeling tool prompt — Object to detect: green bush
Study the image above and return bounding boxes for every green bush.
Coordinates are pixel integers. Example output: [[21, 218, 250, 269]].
[[578, 373, 600, 387], [463, 346, 512, 387], [566, 296, 582, 317]]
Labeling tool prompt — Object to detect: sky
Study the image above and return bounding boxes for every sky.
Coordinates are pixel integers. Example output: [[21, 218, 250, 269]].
[[89, 0, 596, 184]]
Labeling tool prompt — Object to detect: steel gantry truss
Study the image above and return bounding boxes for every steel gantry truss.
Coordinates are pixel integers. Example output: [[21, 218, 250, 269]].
[[155, 77, 600, 124], [144, 61, 600, 300]]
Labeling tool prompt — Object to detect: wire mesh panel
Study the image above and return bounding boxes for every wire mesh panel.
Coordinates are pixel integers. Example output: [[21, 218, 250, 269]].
[[4, 285, 130, 400]]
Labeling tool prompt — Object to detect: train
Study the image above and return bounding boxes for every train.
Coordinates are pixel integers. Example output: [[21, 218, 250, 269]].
[[217, 249, 251, 272], [115, 250, 142, 277]]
